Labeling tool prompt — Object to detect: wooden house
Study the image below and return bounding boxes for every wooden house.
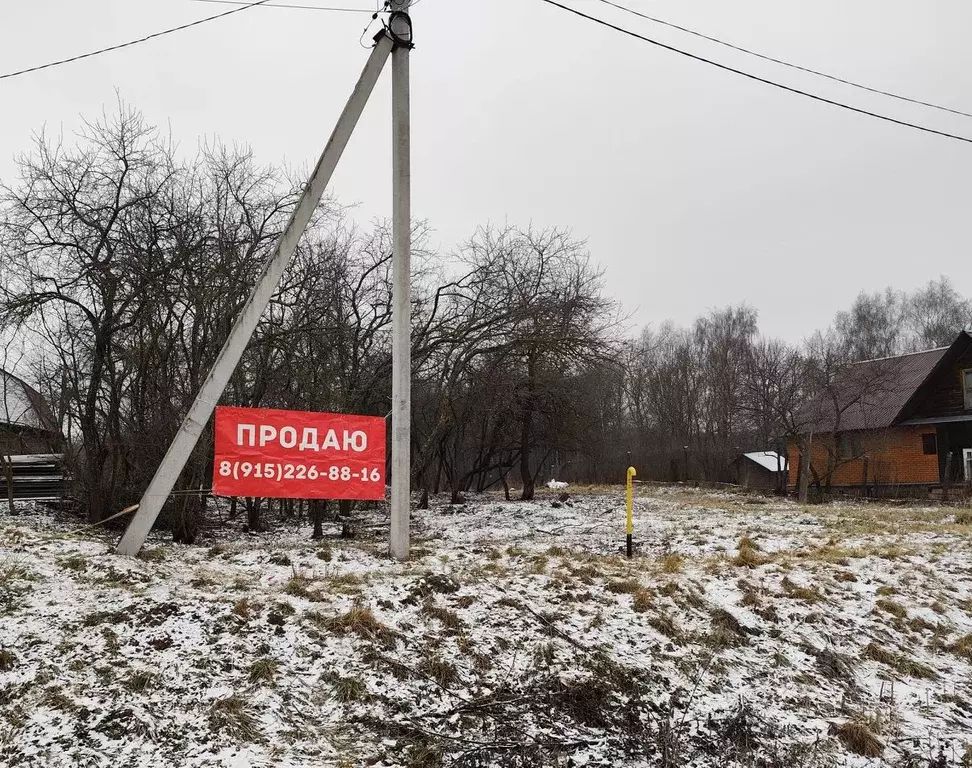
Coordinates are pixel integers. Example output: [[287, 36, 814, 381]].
[[0, 369, 59, 455], [787, 331, 972, 494]]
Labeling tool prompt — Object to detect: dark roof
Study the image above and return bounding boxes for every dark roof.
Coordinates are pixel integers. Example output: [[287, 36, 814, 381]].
[[798, 346, 949, 433]]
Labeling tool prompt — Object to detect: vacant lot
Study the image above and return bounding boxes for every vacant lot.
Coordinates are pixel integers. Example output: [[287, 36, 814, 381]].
[[1, 487, 971, 767]]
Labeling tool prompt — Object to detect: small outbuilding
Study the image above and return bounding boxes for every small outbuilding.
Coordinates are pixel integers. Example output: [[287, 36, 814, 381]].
[[0, 369, 59, 455], [0, 370, 63, 502], [732, 451, 788, 491]]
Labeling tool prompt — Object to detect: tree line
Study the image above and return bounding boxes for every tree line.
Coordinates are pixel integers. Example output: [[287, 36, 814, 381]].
[[1, 106, 969, 535]]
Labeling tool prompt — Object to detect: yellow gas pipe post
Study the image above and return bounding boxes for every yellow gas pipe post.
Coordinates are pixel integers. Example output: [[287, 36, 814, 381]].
[[626, 466, 637, 558]]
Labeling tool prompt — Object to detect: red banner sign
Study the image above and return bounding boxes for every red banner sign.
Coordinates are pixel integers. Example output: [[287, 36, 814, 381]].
[[213, 406, 386, 500]]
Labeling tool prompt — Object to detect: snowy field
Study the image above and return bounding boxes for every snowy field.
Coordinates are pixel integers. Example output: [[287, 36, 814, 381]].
[[1, 486, 971, 767]]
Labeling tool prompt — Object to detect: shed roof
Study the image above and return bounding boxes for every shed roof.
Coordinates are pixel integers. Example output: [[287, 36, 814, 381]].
[[0, 370, 57, 432], [741, 452, 788, 472]]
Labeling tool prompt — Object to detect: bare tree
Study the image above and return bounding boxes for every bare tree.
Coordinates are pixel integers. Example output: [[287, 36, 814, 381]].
[[419, 226, 618, 501], [0, 105, 183, 522], [907, 276, 972, 350]]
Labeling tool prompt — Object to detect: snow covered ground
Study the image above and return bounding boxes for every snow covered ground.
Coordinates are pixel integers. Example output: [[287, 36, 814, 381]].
[[1, 486, 971, 767]]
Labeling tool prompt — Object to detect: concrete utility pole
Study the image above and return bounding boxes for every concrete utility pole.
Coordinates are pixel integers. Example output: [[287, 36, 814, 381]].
[[116, 34, 395, 556], [389, 0, 412, 561]]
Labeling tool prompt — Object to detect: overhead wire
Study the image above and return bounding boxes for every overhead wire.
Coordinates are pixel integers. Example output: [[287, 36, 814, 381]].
[[537, 0, 972, 145], [1, 0, 273, 81], [593, 0, 972, 120], [193, 0, 375, 11]]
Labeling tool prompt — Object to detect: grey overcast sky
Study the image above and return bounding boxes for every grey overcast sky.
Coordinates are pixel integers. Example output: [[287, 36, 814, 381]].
[[2, 0, 971, 342]]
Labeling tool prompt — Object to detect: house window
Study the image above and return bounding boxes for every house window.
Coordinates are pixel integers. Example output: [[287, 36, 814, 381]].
[[965, 369, 972, 410], [921, 433, 937, 456], [838, 434, 863, 459]]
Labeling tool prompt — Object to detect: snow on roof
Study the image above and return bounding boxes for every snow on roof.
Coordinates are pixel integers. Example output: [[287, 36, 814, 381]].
[[742, 451, 788, 472]]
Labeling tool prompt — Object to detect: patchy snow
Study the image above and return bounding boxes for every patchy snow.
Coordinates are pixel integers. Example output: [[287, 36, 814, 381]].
[[1, 488, 971, 766], [546, 480, 569, 490]]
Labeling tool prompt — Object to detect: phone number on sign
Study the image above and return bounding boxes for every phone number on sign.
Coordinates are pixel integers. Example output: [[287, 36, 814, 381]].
[[218, 461, 382, 483]]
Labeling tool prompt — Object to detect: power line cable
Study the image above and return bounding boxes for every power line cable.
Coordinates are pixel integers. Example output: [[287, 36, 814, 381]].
[[538, 0, 972, 145], [194, 0, 375, 12], [593, 0, 972, 120], [0, 0, 275, 81]]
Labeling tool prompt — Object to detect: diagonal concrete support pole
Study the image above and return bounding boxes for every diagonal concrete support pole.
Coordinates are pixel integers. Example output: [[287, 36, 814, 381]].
[[116, 35, 394, 555]]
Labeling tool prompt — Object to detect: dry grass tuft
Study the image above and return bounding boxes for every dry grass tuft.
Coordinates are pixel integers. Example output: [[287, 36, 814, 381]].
[[567, 562, 601, 585], [137, 547, 166, 563], [647, 611, 682, 641], [863, 642, 937, 679], [954, 510, 972, 526], [0, 648, 15, 672], [327, 673, 367, 703], [832, 720, 885, 758], [876, 585, 898, 597], [271, 601, 296, 618], [248, 657, 279, 685], [877, 545, 911, 561], [835, 571, 858, 583], [605, 577, 641, 595], [814, 647, 855, 683], [232, 598, 257, 620], [527, 555, 549, 575], [208, 693, 260, 741], [632, 589, 653, 613], [781, 576, 822, 603], [284, 574, 315, 599], [875, 598, 908, 619], [321, 604, 397, 647], [675, 586, 706, 611], [40, 685, 76, 713], [739, 590, 761, 608], [505, 545, 526, 558], [327, 573, 365, 593], [0, 559, 30, 588], [81, 609, 128, 627], [60, 555, 89, 572], [659, 553, 685, 574], [419, 654, 459, 689], [908, 616, 936, 634], [406, 741, 444, 768], [948, 633, 972, 661], [703, 607, 753, 650], [738, 535, 762, 551], [734, 538, 770, 568], [737, 578, 763, 608], [125, 670, 157, 692], [421, 601, 464, 634]]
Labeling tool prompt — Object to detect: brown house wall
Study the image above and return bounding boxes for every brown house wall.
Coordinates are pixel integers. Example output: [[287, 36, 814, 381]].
[[902, 336, 972, 421], [787, 425, 940, 487], [0, 425, 58, 456]]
